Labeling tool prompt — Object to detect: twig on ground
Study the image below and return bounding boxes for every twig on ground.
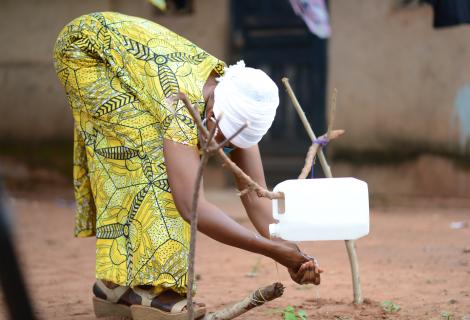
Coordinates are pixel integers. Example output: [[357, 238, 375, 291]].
[[202, 282, 285, 320], [282, 78, 363, 304]]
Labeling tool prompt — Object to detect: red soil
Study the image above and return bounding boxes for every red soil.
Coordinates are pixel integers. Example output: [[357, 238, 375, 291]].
[[1, 186, 469, 320]]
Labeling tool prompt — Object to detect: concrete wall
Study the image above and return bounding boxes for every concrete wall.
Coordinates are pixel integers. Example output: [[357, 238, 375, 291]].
[[0, 0, 229, 140], [329, 0, 470, 155], [3, 0, 468, 150], [325, 0, 470, 198], [1, 0, 469, 197]]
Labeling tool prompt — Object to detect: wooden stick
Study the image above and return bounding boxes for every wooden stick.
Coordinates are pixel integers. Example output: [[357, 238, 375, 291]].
[[204, 114, 222, 150], [168, 93, 285, 319], [282, 78, 363, 304], [298, 130, 344, 179], [282, 78, 333, 178], [346, 239, 361, 304], [202, 283, 285, 320], [208, 123, 249, 152], [185, 104, 222, 319], [186, 152, 209, 320], [327, 88, 338, 139]]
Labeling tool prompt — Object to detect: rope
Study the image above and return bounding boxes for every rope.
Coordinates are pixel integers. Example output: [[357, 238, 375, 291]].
[[250, 288, 268, 306], [310, 137, 329, 178]]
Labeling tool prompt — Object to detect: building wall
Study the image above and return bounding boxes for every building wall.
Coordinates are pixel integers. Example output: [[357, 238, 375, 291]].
[[1, 0, 469, 197], [4, 0, 467, 150], [0, 0, 229, 140], [329, 0, 470, 155], [325, 0, 470, 197]]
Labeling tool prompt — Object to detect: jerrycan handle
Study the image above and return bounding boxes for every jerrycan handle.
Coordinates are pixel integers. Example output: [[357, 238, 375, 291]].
[[272, 195, 285, 221]]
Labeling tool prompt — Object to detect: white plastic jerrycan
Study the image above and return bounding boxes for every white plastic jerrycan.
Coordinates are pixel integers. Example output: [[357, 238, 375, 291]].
[[269, 178, 369, 241]]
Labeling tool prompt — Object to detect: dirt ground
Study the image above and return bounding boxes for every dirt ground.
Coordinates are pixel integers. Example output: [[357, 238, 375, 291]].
[[1, 184, 470, 320]]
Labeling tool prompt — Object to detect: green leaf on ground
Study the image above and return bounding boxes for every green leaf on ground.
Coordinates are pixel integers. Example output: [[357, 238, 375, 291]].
[[297, 309, 308, 320], [381, 300, 401, 313], [282, 306, 308, 320], [441, 311, 454, 320], [283, 306, 297, 320]]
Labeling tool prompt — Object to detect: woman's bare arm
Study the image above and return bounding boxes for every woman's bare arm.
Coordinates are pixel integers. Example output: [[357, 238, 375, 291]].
[[163, 139, 306, 269], [230, 145, 275, 238], [230, 144, 323, 284]]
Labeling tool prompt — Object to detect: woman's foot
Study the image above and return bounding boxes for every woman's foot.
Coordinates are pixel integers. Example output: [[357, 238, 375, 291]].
[[134, 287, 205, 311], [93, 280, 206, 319]]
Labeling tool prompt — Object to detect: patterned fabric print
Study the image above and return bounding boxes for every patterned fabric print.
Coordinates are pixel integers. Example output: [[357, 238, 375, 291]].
[[53, 12, 225, 293]]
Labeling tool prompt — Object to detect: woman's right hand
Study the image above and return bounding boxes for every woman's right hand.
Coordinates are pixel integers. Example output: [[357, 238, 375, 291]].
[[271, 240, 323, 285], [288, 260, 322, 285]]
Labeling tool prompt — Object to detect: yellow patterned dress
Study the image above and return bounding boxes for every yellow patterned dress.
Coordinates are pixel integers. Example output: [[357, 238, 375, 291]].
[[53, 12, 225, 294]]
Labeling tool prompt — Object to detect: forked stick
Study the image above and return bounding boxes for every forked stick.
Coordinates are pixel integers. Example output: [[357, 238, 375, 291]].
[[185, 115, 219, 320], [168, 94, 285, 320], [170, 93, 284, 200], [282, 78, 363, 304]]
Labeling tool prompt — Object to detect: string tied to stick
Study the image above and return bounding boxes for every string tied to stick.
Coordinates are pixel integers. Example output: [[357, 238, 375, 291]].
[[313, 136, 329, 147], [310, 136, 329, 178], [250, 288, 268, 306]]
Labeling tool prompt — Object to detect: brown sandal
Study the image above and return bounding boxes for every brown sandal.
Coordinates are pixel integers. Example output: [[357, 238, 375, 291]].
[[92, 280, 132, 319], [92, 280, 206, 320], [130, 286, 206, 320]]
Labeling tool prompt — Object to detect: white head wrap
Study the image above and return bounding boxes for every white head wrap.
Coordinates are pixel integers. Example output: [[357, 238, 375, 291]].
[[213, 61, 279, 148]]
